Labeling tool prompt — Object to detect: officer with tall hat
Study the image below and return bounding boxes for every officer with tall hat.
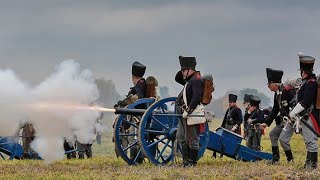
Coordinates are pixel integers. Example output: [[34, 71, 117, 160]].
[[113, 61, 147, 162], [260, 68, 296, 164], [175, 55, 204, 167], [244, 95, 265, 151], [221, 94, 243, 134], [289, 52, 319, 169]]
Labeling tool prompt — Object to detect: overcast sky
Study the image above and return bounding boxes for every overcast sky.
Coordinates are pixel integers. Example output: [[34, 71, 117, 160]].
[[1, 0, 320, 99]]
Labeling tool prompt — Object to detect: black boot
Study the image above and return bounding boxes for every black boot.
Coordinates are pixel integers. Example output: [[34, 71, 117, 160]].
[[269, 146, 280, 164], [180, 142, 191, 167], [285, 150, 294, 162], [189, 149, 199, 167], [304, 151, 311, 168], [212, 151, 217, 159], [310, 152, 318, 169]]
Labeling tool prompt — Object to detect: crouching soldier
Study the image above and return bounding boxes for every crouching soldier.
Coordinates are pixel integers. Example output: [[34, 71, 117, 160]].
[[221, 94, 243, 134], [289, 53, 319, 169], [22, 123, 38, 159], [260, 68, 295, 164], [244, 96, 265, 151], [175, 55, 204, 167]]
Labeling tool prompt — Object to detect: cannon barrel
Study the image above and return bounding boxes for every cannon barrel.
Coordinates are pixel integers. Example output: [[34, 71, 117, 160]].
[[114, 108, 146, 115]]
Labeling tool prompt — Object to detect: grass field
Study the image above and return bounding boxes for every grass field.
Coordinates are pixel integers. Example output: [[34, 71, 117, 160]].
[[1, 116, 320, 179]]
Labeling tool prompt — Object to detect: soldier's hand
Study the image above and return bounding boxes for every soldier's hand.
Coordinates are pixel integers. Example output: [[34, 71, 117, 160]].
[[289, 111, 298, 120], [260, 123, 267, 129], [182, 111, 188, 119], [231, 127, 236, 132], [247, 118, 253, 124]]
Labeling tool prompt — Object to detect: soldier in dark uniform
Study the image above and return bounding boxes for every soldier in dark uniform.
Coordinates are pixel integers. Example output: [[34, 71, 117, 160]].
[[260, 68, 295, 164], [244, 95, 265, 151], [64, 140, 76, 159], [114, 61, 147, 108], [175, 55, 204, 167], [289, 53, 319, 169], [243, 94, 252, 140], [113, 61, 147, 162], [221, 94, 243, 134]]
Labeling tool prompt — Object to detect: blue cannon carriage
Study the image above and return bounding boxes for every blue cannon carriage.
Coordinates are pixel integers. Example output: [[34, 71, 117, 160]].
[[0, 137, 23, 160], [113, 97, 272, 165], [0, 136, 85, 160]]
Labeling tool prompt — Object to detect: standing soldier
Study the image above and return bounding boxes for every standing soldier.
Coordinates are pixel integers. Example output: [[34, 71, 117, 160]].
[[244, 95, 265, 151], [243, 94, 251, 140], [221, 94, 243, 134], [260, 68, 295, 164], [175, 55, 204, 167], [113, 61, 147, 162], [289, 53, 319, 169]]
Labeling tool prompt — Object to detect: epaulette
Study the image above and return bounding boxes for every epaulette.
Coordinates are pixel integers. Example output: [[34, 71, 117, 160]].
[[308, 79, 316, 82], [138, 79, 145, 83], [195, 73, 202, 80], [284, 85, 292, 91]]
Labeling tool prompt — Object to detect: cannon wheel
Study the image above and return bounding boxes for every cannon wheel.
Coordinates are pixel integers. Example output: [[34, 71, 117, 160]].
[[113, 98, 155, 165], [138, 97, 209, 165], [0, 137, 23, 160]]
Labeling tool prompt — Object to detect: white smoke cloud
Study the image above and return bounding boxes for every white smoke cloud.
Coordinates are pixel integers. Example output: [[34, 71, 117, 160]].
[[0, 60, 101, 163], [0, 69, 29, 135]]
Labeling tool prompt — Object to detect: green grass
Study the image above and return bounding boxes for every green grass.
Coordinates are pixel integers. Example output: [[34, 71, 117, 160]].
[[1, 117, 320, 179]]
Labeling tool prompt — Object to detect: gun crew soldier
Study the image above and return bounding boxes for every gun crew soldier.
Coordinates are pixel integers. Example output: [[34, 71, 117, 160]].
[[260, 68, 295, 164], [289, 53, 319, 169], [114, 61, 147, 108], [244, 95, 265, 151], [243, 94, 252, 140], [221, 94, 243, 134], [175, 55, 205, 167], [113, 61, 147, 162]]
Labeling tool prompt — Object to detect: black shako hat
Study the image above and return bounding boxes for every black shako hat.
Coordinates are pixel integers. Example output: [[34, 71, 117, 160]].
[[243, 94, 251, 103], [132, 61, 146, 77], [250, 95, 261, 107], [175, 55, 197, 85], [266, 68, 283, 83], [299, 54, 315, 72], [229, 94, 237, 103], [179, 56, 197, 70]]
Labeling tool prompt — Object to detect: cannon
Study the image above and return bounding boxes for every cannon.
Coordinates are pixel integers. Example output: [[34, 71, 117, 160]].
[[113, 97, 272, 165], [0, 137, 23, 160]]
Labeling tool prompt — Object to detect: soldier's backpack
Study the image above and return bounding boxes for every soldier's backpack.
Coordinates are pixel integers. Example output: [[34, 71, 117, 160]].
[[145, 76, 159, 99], [202, 74, 215, 105]]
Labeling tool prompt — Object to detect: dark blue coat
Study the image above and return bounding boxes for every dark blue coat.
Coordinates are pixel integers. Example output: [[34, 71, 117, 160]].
[[244, 108, 265, 125], [222, 106, 243, 129], [298, 74, 319, 125], [266, 85, 296, 126], [127, 79, 147, 98], [176, 72, 204, 113]]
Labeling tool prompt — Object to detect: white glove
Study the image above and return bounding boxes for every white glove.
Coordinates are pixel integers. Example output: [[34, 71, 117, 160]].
[[182, 111, 188, 119], [289, 103, 305, 119]]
